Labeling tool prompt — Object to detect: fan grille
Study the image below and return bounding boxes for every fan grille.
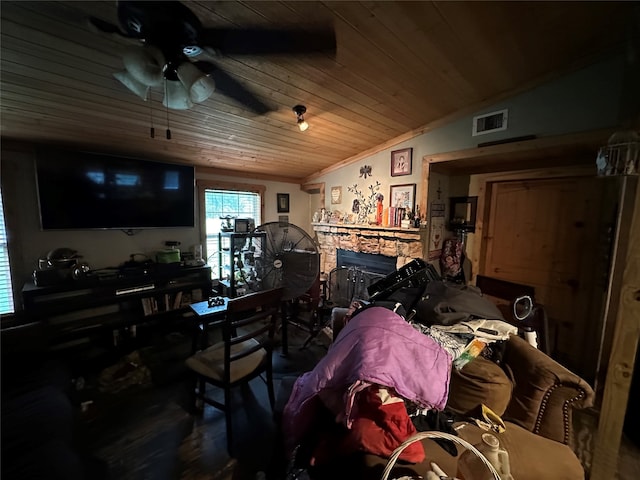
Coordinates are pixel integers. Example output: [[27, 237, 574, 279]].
[[254, 222, 320, 301]]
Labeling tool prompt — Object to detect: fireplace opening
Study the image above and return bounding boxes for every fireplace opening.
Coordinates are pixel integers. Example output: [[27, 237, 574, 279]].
[[328, 250, 397, 305], [336, 249, 397, 275]]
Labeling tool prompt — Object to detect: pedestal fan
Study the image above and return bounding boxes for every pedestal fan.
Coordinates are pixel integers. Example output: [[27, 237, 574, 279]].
[[253, 222, 320, 355]]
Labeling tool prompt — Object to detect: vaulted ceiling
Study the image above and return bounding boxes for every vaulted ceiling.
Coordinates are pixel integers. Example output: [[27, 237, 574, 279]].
[[1, 1, 637, 182]]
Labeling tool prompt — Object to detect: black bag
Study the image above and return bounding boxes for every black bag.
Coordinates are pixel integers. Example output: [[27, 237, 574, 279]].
[[414, 281, 505, 326]]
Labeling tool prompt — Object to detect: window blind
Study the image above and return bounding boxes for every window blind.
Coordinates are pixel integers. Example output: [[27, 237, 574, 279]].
[[203, 189, 261, 272], [0, 188, 14, 315]]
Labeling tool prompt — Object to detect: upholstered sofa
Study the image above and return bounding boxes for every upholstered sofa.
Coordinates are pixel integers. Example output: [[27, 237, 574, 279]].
[[297, 310, 595, 480]]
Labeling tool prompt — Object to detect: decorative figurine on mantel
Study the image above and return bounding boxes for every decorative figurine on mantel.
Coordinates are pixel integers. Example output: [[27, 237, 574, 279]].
[[320, 207, 330, 223], [376, 193, 384, 225], [414, 205, 422, 228], [401, 209, 412, 229]]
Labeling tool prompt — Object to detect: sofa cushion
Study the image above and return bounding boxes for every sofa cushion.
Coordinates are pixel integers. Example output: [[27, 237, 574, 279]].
[[327, 421, 585, 480], [457, 421, 585, 480], [446, 356, 513, 417]]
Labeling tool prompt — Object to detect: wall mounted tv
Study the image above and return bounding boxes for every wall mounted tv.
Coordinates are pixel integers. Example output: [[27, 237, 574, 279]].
[[35, 148, 195, 230]]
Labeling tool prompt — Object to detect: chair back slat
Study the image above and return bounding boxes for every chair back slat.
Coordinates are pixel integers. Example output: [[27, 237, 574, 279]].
[[227, 288, 283, 314], [222, 288, 284, 376], [229, 341, 269, 363], [230, 321, 272, 348]]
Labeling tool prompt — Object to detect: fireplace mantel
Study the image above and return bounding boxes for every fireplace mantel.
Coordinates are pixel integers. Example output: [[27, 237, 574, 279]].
[[311, 222, 421, 234], [311, 222, 426, 273]]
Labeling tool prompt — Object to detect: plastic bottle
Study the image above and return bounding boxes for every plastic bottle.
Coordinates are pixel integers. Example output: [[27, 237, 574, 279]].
[[457, 433, 513, 480]]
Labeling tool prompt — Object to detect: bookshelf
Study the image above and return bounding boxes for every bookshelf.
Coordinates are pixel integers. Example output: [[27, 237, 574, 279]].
[[21, 265, 212, 358]]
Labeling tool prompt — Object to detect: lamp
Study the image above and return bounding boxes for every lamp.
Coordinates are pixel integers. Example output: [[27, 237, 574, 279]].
[[293, 105, 309, 132], [113, 71, 149, 100], [163, 79, 194, 110], [176, 62, 216, 103], [114, 45, 166, 101], [121, 45, 165, 87]]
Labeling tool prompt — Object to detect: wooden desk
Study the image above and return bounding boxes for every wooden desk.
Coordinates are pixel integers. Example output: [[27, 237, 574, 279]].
[[189, 297, 229, 352], [190, 297, 229, 318]]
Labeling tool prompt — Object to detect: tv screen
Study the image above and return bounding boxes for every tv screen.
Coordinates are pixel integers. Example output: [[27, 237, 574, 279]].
[[35, 149, 195, 230]]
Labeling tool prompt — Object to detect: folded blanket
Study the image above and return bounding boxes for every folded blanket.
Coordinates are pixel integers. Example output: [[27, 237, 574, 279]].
[[282, 307, 452, 455]]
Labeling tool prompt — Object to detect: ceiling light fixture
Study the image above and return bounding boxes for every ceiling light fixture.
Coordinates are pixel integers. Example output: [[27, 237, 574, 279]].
[[293, 105, 309, 132], [114, 45, 216, 108]]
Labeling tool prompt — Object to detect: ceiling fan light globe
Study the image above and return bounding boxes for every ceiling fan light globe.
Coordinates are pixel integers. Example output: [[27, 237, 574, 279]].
[[177, 63, 215, 103], [298, 119, 309, 132], [189, 77, 216, 103], [113, 71, 149, 100], [163, 80, 194, 110], [122, 45, 165, 87]]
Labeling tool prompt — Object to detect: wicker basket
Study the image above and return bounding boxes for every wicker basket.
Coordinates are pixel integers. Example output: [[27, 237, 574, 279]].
[[381, 431, 501, 480]]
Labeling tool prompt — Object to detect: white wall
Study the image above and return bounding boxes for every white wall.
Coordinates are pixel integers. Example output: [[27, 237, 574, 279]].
[[312, 53, 627, 219]]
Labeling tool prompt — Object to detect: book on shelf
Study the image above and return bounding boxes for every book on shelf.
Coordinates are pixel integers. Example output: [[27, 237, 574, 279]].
[[141, 289, 201, 315], [164, 293, 170, 311], [141, 297, 152, 316], [173, 291, 183, 310]]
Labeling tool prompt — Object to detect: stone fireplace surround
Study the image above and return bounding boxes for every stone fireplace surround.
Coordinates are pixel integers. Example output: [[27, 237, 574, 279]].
[[311, 223, 426, 274]]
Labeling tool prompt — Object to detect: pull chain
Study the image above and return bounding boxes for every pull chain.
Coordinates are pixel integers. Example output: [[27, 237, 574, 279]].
[[148, 89, 155, 138], [164, 79, 171, 140]]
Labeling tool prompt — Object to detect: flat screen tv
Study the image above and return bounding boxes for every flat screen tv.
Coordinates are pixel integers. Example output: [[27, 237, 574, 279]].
[[35, 148, 195, 230]]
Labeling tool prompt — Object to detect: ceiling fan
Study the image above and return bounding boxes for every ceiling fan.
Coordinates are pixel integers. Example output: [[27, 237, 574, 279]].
[[90, 1, 336, 113]]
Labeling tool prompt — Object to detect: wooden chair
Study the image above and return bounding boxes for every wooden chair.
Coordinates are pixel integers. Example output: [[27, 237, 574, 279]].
[[326, 266, 354, 308], [288, 274, 327, 349], [185, 287, 284, 452]]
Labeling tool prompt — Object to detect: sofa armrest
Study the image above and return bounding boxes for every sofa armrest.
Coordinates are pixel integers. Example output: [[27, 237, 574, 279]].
[[503, 334, 594, 444]]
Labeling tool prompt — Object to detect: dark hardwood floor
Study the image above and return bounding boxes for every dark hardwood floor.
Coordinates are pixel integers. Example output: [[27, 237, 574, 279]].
[[72, 322, 640, 480], [75, 325, 330, 480]]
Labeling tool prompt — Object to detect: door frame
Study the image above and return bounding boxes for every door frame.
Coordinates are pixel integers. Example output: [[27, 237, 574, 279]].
[[420, 129, 639, 477]]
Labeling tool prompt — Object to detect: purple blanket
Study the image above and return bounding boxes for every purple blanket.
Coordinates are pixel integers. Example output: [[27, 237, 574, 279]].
[[282, 307, 452, 452]]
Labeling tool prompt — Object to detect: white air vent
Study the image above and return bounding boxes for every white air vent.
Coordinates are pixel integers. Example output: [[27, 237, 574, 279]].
[[472, 109, 508, 136]]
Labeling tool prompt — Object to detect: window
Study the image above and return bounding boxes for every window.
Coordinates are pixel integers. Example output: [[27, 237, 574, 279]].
[[0, 187, 14, 315], [198, 181, 263, 279]]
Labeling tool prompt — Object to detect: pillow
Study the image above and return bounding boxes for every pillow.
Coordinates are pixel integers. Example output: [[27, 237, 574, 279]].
[[446, 356, 513, 417]]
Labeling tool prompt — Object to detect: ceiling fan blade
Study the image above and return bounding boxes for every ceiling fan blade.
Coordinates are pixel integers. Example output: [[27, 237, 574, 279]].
[[117, 1, 202, 45], [198, 27, 336, 56], [88, 16, 131, 38], [193, 61, 272, 115]]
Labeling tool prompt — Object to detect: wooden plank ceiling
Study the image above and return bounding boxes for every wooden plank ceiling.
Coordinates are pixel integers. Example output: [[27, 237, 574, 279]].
[[1, 1, 636, 182]]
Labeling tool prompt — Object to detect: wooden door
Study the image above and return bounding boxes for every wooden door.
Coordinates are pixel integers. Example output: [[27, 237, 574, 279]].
[[483, 176, 608, 379]]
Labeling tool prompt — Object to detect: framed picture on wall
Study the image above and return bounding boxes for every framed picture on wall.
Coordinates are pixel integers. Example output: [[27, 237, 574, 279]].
[[390, 183, 416, 212], [331, 186, 342, 204], [277, 193, 290, 213], [391, 147, 413, 176]]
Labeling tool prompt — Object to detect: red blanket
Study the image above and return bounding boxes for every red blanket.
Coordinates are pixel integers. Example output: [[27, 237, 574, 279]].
[[311, 385, 425, 465]]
